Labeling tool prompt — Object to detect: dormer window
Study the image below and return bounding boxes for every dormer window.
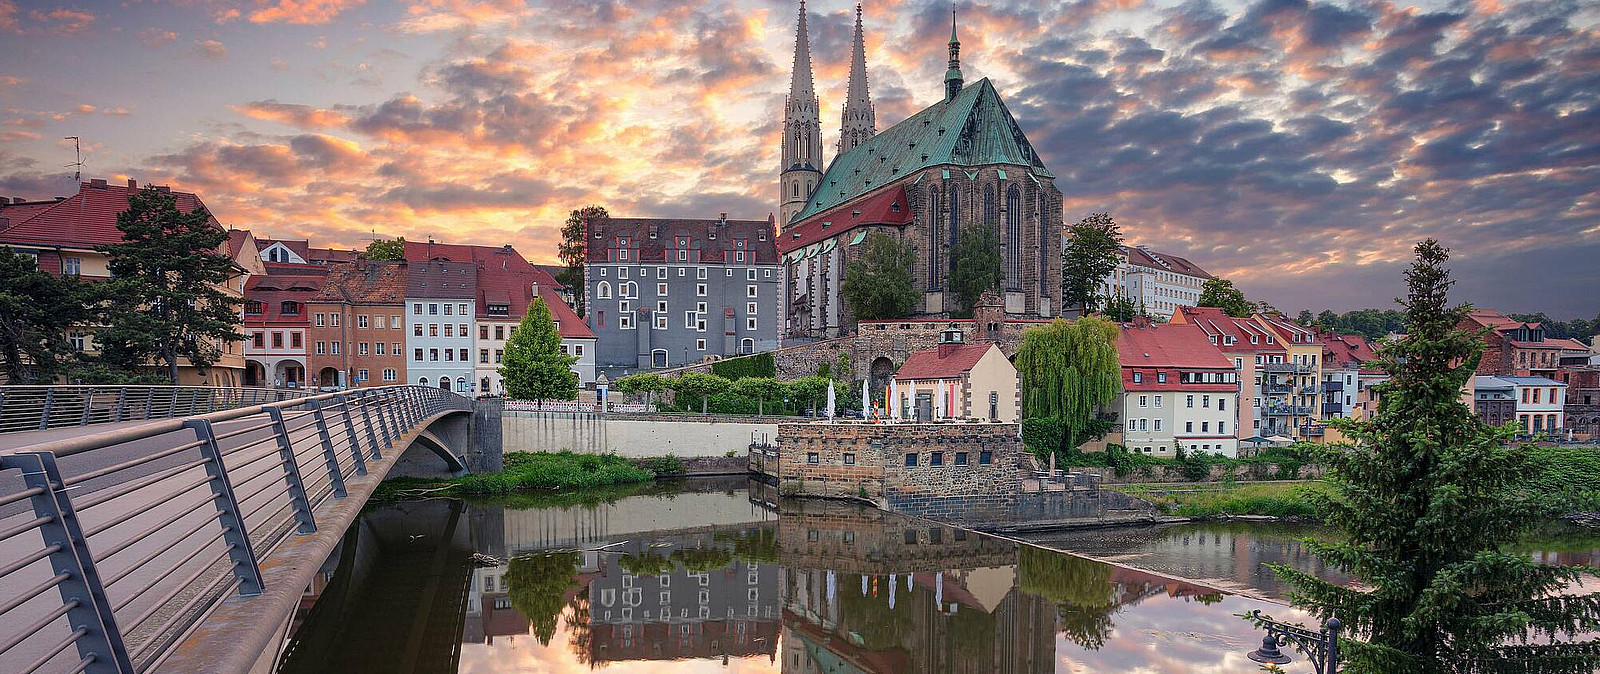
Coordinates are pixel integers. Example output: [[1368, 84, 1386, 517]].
[[486, 303, 510, 317], [280, 301, 301, 315], [244, 300, 264, 315]]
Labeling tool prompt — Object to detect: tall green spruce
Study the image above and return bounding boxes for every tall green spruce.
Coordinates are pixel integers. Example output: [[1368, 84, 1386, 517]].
[[97, 186, 243, 383], [558, 205, 606, 317], [1014, 316, 1122, 459], [1269, 240, 1600, 673], [499, 297, 578, 400], [0, 247, 92, 382]]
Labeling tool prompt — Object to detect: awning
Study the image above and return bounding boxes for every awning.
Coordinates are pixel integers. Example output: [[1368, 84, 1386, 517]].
[[1266, 435, 1295, 444]]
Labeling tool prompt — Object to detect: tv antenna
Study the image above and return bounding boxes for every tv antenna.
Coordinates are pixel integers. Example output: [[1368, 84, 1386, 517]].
[[63, 136, 83, 182]]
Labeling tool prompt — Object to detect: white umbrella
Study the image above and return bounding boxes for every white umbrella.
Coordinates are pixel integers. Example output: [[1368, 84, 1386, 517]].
[[861, 379, 869, 421], [888, 380, 897, 420], [825, 380, 836, 419]]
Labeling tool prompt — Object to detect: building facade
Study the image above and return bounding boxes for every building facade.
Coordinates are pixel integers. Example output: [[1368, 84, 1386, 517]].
[[405, 260, 478, 392], [1101, 245, 1212, 318], [306, 261, 407, 389], [1116, 319, 1241, 457], [889, 330, 1019, 423], [1463, 310, 1564, 377], [585, 215, 782, 374], [1170, 306, 1286, 443], [1252, 315, 1324, 440], [776, 8, 1063, 338], [243, 268, 326, 388]]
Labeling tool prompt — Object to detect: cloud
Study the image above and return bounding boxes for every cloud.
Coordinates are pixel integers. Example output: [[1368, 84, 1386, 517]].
[[232, 100, 351, 128], [27, 6, 95, 34], [139, 28, 178, 46], [196, 38, 227, 59], [249, 0, 367, 25]]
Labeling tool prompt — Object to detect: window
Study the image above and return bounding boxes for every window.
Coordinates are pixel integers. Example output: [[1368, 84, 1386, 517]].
[[747, 302, 757, 315], [382, 368, 397, 382], [746, 317, 757, 331], [391, 315, 400, 329], [1202, 395, 1210, 408], [696, 339, 707, 351], [740, 338, 754, 354], [375, 342, 385, 355], [479, 349, 489, 363], [597, 281, 612, 299], [806, 452, 819, 465], [413, 304, 422, 315], [428, 303, 438, 315], [905, 453, 918, 467], [1154, 395, 1162, 407], [696, 283, 706, 296], [315, 313, 326, 327], [843, 453, 856, 465], [429, 348, 439, 361], [1128, 419, 1137, 431], [429, 324, 438, 337], [291, 333, 302, 348], [697, 267, 707, 279], [413, 324, 423, 337], [457, 303, 468, 315], [357, 342, 369, 356], [1138, 395, 1148, 408], [414, 348, 423, 361], [63, 256, 81, 276], [1220, 421, 1227, 434], [494, 349, 503, 363], [251, 332, 265, 349], [930, 451, 944, 466], [747, 284, 758, 298], [1157, 372, 1167, 383], [1139, 419, 1147, 431], [479, 325, 489, 340], [330, 313, 340, 327], [1186, 395, 1195, 408], [1133, 372, 1143, 383], [330, 342, 340, 355], [574, 344, 584, 356], [1186, 421, 1193, 433], [955, 452, 968, 466], [357, 315, 368, 329], [357, 368, 368, 382], [1219, 398, 1226, 411], [1154, 419, 1162, 431], [657, 282, 668, 296], [459, 348, 468, 361], [1201, 421, 1209, 432], [979, 450, 993, 465]]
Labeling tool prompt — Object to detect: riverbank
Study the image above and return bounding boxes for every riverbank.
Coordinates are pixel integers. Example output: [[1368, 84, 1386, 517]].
[[375, 450, 653, 500]]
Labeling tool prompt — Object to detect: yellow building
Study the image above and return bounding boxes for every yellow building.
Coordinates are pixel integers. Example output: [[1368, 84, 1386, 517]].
[[889, 329, 1020, 422], [1252, 315, 1324, 441]]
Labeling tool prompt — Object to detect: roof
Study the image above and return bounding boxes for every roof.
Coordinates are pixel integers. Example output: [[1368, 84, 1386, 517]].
[[244, 274, 323, 324], [401, 240, 562, 289], [262, 261, 328, 276], [311, 261, 407, 305], [893, 343, 995, 379], [405, 259, 477, 299], [462, 243, 593, 339], [793, 78, 1054, 224], [1255, 315, 1320, 346], [1546, 337, 1590, 352], [1464, 309, 1532, 332], [777, 185, 912, 255], [1117, 321, 1233, 370], [1498, 376, 1566, 386], [1320, 331, 1379, 369], [540, 286, 594, 339], [586, 215, 779, 265], [0, 179, 216, 248], [1173, 306, 1285, 354], [1124, 245, 1211, 279], [226, 229, 252, 258]]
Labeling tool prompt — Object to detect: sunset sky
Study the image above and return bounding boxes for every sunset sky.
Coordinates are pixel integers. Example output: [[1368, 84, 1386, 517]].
[[1, 0, 1596, 317]]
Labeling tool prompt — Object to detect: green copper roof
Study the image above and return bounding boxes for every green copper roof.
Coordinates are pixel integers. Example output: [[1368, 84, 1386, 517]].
[[793, 78, 1055, 223]]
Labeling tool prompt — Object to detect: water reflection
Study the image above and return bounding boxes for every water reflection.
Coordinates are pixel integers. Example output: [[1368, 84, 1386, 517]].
[[277, 478, 1323, 673]]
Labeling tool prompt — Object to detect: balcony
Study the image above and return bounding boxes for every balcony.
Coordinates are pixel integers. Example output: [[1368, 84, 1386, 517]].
[[1265, 405, 1313, 416], [1262, 362, 1312, 374], [1299, 386, 1319, 396], [1322, 402, 1344, 416], [1303, 424, 1326, 437], [1265, 384, 1292, 395], [1322, 380, 1344, 393]]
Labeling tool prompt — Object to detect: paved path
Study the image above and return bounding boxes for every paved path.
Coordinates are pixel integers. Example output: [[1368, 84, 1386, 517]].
[[0, 419, 170, 452]]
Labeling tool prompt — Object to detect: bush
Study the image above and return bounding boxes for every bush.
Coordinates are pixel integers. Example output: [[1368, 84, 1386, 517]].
[[648, 454, 684, 475], [377, 451, 653, 498], [710, 352, 776, 380]]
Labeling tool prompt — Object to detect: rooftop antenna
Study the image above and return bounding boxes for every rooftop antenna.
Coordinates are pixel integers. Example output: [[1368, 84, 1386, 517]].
[[63, 136, 83, 182]]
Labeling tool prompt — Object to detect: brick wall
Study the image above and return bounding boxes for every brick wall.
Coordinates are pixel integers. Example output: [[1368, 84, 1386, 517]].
[[773, 422, 1022, 501]]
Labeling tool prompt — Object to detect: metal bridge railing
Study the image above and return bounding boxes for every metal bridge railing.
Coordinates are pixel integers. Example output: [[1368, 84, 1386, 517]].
[[0, 385, 470, 674], [0, 386, 315, 435]]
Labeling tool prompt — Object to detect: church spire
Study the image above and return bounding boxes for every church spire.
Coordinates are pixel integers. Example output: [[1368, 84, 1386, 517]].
[[780, 0, 823, 227], [839, 3, 876, 153], [944, 7, 963, 101]]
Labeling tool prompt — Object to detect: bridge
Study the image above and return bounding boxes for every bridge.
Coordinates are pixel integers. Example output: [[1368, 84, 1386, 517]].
[[0, 384, 477, 674]]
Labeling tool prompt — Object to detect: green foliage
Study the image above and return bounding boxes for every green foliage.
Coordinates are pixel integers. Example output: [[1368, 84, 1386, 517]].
[[0, 246, 93, 382], [362, 237, 405, 261], [840, 232, 918, 320], [670, 372, 730, 413], [710, 352, 776, 380], [618, 550, 673, 576], [96, 186, 243, 383], [1109, 481, 1328, 518], [728, 377, 785, 415], [1174, 445, 1216, 481], [560, 206, 606, 316], [1102, 291, 1143, 322], [613, 372, 666, 406], [1198, 277, 1254, 318], [669, 546, 734, 573], [1268, 240, 1600, 673], [716, 528, 779, 564], [647, 454, 683, 475], [499, 297, 578, 400], [1017, 546, 1118, 649], [378, 451, 652, 498], [784, 375, 832, 414], [1015, 317, 1122, 459], [505, 551, 582, 645], [948, 222, 1003, 318], [1061, 212, 1123, 314]]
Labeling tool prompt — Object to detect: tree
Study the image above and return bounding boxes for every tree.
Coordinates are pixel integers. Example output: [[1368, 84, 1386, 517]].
[[1061, 213, 1122, 315], [840, 232, 918, 321], [363, 236, 405, 261], [1198, 278, 1253, 318], [1266, 240, 1600, 673], [948, 222, 1003, 318], [614, 372, 666, 407], [784, 375, 832, 416], [1014, 316, 1122, 459], [1102, 292, 1142, 322], [505, 551, 581, 645], [560, 206, 606, 316], [0, 247, 93, 383], [1295, 309, 1315, 327], [499, 298, 578, 400], [729, 377, 785, 415], [96, 186, 244, 383], [670, 372, 729, 414]]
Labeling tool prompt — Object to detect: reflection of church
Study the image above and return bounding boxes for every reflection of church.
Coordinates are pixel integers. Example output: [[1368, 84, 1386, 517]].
[[777, 3, 1066, 339]]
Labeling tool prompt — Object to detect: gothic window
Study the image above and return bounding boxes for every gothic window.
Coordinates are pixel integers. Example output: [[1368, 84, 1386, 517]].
[[1005, 184, 1022, 290], [927, 187, 942, 289], [947, 188, 961, 276], [1039, 194, 1051, 294], [984, 184, 996, 225], [792, 182, 799, 197]]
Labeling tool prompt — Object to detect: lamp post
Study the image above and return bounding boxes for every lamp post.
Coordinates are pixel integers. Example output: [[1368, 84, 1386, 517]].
[[1243, 610, 1341, 674]]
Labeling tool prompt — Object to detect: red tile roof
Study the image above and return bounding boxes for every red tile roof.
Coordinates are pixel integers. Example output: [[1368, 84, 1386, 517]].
[[894, 343, 995, 379], [778, 186, 913, 254], [1117, 321, 1233, 369], [0, 179, 216, 248], [1320, 331, 1379, 369], [1255, 315, 1320, 345], [244, 274, 323, 325], [312, 261, 407, 305], [1464, 309, 1531, 332], [541, 286, 594, 339], [402, 240, 561, 289], [446, 241, 592, 339], [1174, 306, 1286, 354], [587, 215, 780, 264], [1547, 338, 1590, 352]]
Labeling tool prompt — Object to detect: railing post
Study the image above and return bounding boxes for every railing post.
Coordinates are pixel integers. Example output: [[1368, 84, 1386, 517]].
[[41, 387, 54, 430], [337, 395, 367, 476], [265, 407, 317, 535], [80, 389, 95, 425], [113, 388, 127, 423], [307, 399, 348, 498], [182, 419, 266, 597], [2, 452, 136, 674], [359, 390, 383, 460]]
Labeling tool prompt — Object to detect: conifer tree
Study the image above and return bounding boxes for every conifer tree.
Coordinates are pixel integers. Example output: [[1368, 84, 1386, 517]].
[[499, 298, 578, 400], [97, 186, 243, 383], [1267, 240, 1600, 673], [0, 247, 92, 382]]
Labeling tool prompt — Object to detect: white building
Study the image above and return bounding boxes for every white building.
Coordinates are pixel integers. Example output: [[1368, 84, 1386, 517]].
[[1493, 376, 1567, 437], [1117, 319, 1241, 457], [406, 260, 478, 392], [1100, 245, 1212, 318]]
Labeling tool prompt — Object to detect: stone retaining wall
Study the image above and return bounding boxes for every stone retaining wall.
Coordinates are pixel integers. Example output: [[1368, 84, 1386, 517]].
[[502, 410, 780, 458], [1077, 463, 1327, 484]]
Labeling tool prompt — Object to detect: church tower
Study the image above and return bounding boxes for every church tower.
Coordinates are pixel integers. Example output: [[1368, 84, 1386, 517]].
[[944, 9, 964, 101], [780, 0, 823, 227], [839, 3, 876, 153]]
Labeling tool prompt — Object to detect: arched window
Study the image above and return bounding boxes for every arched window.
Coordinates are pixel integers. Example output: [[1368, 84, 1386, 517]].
[[1005, 185, 1022, 290], [947, 188, 961, 276], [792, 181, 799, 197], [927, 187, 941, 289], [1039, 195, 1051, 297], [418, 377, 429, 386], [597, 281, 612, 299], [984, 184, 996, 226], [740, 338, 754, 354]]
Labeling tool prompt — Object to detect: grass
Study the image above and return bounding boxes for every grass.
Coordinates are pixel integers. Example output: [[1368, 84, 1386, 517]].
[[1109, 480, 1332, 518], [374, 450, 654, 501]]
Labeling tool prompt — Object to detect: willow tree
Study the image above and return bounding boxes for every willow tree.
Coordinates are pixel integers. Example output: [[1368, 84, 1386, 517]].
[[1267, 240, 1600, 673], [1015, 316, 1122, 459]]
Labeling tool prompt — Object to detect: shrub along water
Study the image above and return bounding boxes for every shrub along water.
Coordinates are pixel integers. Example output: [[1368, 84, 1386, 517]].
[[375, 451, 653, 500]]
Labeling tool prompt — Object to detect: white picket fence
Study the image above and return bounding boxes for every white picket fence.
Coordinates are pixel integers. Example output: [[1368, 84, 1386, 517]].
[[504, 400, 655, 413]]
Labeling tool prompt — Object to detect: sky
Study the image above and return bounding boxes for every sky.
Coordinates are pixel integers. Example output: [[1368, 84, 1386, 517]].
[[1, 0, 1597, 318]]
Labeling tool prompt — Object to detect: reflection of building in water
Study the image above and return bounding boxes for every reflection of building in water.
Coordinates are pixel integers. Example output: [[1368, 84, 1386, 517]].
[[579, 527, 781, 664], [775, 500, 1055, 673], [463, 550, 603, 645]]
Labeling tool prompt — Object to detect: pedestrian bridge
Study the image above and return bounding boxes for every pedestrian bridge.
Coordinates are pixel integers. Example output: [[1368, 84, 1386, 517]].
[[0, 384, 476, 674]]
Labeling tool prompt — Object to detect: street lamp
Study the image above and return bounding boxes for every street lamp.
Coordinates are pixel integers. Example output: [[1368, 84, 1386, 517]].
[[1243, 610, 1342, 674]]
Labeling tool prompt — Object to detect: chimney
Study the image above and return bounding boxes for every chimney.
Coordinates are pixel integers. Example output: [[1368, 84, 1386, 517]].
[[937, 328, 964, 358], [127, 179, 137, 189], [719, 212, 728, 223]]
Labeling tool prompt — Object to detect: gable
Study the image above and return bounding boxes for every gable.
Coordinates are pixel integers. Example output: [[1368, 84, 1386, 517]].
[[260, 242, 307, 264]]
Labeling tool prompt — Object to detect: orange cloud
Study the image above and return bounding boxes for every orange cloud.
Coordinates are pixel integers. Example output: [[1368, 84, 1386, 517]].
[[249, 0, 367, 25], [232, 100, 351, 128]]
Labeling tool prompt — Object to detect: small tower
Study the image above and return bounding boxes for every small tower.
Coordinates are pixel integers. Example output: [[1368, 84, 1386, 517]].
[[839, 3, 876, 153], [780, 0, 824, 228], [944, 8, 963, 101]]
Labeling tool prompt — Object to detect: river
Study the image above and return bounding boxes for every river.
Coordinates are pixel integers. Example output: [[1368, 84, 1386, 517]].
[[272, 477, 1600, 673]]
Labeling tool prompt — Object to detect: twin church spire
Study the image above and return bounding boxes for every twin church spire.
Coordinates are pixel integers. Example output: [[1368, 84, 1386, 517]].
[[780, 1, 877, 226]]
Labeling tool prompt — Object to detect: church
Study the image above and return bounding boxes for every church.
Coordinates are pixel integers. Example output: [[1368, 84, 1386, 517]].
[[777, 2, 1065, 339]]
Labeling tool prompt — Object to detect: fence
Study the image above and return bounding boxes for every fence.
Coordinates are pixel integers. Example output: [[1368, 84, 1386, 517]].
[[504, 400, 655, 414], [0, 384, 469, 674], [0, 386, 313, 435]]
